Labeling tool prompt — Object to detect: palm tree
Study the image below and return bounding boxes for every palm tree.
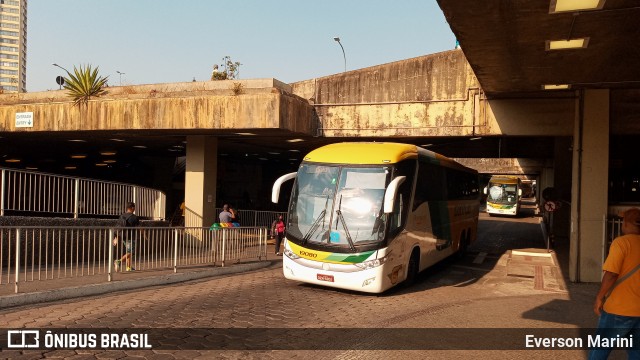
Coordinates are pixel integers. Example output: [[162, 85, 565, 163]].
[[62, 64, 108, 106]]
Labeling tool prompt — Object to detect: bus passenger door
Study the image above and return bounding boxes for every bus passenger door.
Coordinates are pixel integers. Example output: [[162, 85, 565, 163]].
[[386, 160, 416, 270]]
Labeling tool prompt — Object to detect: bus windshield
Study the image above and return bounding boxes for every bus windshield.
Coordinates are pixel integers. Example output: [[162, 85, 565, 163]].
[[487, 182, 518, 205], [288, 164, 390, 249]]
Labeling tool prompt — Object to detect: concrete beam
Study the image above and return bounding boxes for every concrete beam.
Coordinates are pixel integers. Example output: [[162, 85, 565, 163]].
[[454, 158, 548, 175], [0, 79, 314, 135]]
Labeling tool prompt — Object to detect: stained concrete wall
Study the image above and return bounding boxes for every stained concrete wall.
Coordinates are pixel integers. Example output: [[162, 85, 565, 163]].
[[292, 50, 480, 137], [292, 50, 576, 138], [454, 158, 548, 175], [0, 79, 314, 135]]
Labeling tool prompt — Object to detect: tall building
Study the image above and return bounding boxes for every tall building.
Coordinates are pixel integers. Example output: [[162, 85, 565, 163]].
[[0, 0, 25, 93]]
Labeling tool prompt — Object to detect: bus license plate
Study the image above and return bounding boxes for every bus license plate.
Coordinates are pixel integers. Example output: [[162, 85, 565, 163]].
[[317, 274, 334, 282]]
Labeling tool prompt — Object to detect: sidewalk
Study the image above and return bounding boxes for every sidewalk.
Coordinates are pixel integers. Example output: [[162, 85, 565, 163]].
[[0, 244, 283, 309], [1, 223, 589, 319]]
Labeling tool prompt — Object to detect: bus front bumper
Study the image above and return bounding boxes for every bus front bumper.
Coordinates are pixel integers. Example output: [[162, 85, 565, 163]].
[[282, 255, 392, 294]]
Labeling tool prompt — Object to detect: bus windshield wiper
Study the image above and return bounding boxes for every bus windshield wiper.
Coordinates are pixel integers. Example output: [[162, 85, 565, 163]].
[[336, 195, 356, 252], [302, 196, 329, 244]]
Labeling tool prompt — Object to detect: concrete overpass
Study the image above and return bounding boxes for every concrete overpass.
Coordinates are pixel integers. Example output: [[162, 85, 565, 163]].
[[0, 51, 564, 215], [0, 44, 636, 283]]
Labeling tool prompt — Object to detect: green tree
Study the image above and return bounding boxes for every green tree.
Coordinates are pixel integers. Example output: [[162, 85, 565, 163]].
[[211, 56, 242, 81], [63, 64, 109, 106], [222, 56, 242, 79]]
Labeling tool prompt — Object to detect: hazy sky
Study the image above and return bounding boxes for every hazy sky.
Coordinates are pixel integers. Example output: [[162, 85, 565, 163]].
[[27, 0, 455, 92]]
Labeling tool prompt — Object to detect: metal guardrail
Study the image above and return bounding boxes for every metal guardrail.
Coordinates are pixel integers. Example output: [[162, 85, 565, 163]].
[[0, 167, 166, 220], [0, 225, 268, 293]]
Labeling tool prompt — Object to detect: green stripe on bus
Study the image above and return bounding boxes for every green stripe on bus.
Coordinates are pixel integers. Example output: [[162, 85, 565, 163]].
[[326, 251, 375, 263]]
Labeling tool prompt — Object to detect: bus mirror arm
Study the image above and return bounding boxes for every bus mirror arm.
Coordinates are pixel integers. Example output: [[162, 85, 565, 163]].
[[383, 176, 406, 213], [272, 172, 297, 203]]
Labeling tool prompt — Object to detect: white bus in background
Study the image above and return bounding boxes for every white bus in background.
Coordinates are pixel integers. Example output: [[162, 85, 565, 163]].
[[484, 175, 522, 216]]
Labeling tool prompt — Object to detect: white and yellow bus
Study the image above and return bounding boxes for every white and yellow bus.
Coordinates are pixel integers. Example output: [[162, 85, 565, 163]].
[[271, 142, 480, 293], [484, 175, 522, 216]]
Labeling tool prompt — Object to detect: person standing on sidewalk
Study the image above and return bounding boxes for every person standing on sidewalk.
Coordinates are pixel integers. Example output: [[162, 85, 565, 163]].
[[219, 204, 233, 223], [271, 215, 286, 256], [590, 207, 640, 359], [114, 202, 140, 272]]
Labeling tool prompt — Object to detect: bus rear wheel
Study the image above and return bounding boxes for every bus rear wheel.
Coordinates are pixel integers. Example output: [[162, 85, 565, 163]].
[[456, 231, 469, 259], [405, 249, 420, 286]]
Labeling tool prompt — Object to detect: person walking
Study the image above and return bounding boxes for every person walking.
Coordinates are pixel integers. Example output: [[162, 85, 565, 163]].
[[114, 202, 140, 272], [271, 215, 286, 256], [589, 207, 640, 359]]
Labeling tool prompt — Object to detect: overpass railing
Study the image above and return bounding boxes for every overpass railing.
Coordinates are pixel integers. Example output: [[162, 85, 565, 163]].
[[0, 225, 268, 293], [0, 168, 166, 220]]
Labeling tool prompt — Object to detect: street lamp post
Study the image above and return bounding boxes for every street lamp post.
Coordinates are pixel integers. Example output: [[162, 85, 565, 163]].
[[52, 63, 70, 90], [116, 71, 125, 86], [333, 37, 346, 73], [52, 63, 69, 73]]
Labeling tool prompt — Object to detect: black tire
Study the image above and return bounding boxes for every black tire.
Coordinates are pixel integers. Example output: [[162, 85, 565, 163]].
[[456, 231, 469, 259], [405, 249, 420, 286]]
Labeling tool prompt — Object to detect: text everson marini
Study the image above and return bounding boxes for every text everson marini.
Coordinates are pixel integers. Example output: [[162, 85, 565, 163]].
[[525, 334, 633, 348]]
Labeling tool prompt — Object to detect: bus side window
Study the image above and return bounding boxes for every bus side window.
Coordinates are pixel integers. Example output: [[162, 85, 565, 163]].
[[446, 168, 480, 200], [413, 161, 445, 211]]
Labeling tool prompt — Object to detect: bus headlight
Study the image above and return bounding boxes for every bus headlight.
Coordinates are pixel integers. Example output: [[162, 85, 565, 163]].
[[354, 252, 391, 270], [284, 249, 300, 260]]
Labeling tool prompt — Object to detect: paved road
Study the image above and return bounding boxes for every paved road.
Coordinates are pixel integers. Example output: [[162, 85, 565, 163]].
[[0, 212, 607, 360], [472, 206, 545, 255]]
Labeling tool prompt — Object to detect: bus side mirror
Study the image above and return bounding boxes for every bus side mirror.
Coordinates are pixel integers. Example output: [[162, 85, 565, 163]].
[[272, 172, 297, 203], [383, 176, 406, 213]]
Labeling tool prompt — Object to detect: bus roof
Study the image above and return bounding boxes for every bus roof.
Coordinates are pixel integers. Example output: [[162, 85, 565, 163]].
[[302, 142, 476, 173], [303, 142, 418, 164]]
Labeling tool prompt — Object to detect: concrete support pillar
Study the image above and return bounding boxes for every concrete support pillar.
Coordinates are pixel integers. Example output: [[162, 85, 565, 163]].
[[184, 136, 218, 228], [552, 137, 573, 242], [570, 90, 609, 282]]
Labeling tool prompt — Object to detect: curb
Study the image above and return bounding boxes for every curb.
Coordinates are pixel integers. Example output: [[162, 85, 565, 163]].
[[0, 261, 273, 309], [511, 249, 553, 257]]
